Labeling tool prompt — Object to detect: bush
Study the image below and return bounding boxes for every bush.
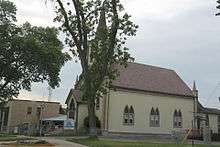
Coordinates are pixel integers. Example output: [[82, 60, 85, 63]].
[[83, 116, 101, 129]]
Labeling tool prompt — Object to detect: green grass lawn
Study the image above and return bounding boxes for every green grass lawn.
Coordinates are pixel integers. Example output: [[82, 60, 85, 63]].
[[0, 133, 33, 142], [67, 138, 219, 147]]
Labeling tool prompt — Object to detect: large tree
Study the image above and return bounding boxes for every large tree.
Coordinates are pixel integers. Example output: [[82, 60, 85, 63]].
[[53, 0, 138, 136], [0, 0, 70, 101], [217, 0, 220, 16]]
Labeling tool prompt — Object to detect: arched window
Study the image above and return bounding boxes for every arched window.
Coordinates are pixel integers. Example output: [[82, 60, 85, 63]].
[[123, 105, 134, 125], [68, 99, 75, 119], [150, 107, 160, 127], [173, 109, 182, 128], [123, 105, 129, 124], [129, 106, 135, 125], [69, 99, 75, 110]]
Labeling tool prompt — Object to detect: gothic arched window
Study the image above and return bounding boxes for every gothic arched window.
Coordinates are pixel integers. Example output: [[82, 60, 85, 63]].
[[68, 99, 75, 119], [150, 107, 160, 127], [173, 109, 182, 128], [129, 106, 135, 125], [123, 105, 134, 125], [69, 99, 75, 110]]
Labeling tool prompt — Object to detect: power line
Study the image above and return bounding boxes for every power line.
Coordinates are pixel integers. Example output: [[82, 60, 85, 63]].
[[205, 82, 220, 105]]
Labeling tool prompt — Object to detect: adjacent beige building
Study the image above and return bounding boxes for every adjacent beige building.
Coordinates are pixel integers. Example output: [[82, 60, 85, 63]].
[[66, 62, 220, 136], [0, 99, 61, 133], [197, 102, 220, 134]]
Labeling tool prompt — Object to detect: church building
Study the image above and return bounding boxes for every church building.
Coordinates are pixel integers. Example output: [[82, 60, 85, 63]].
[[65, 62, 220, 136]]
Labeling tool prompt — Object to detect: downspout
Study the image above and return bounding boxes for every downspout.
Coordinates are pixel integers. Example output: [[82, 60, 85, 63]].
[[102, 94, 106, 132], [107, 91, 110, 131], [75, 102, 79, 135]]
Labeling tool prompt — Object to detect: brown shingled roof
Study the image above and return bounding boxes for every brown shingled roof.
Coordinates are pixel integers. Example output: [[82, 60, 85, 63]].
[[65, 89, 82, 104], [112, 62, 194, 97]]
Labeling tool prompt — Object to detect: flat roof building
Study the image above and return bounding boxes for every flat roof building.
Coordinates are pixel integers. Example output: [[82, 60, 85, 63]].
[[0, 99, 61, 134]]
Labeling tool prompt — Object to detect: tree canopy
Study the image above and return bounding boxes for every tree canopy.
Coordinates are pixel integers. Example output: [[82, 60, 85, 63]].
[[0, 0, 71, 101], [53, 0, 137, 135], [217, 0, 220, 16]]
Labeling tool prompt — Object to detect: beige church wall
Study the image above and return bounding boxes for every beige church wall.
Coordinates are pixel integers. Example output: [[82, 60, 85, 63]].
[[208, 114, 218, 133], [76, 100, 103, 129], [107, 89, 194, 134], [77, 104, 88, 130]]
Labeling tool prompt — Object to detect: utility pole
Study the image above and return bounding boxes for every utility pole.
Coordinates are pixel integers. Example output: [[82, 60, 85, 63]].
[[39, 103, 45, 138]]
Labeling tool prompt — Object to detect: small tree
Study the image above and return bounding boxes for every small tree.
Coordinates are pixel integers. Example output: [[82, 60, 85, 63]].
[[53, 0, 138, 136], [0, 0, 71, 101]]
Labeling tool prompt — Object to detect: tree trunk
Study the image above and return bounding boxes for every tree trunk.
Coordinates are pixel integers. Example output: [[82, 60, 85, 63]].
[[88, 101, 97, 137]]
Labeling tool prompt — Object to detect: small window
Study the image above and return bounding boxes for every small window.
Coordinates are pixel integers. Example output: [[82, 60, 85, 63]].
[[123, 105, 134, 125], [150, 107, 160, 127], [36, 107, 41, 116], [173, 109, 182, 128], [27, 107, 32, 115]]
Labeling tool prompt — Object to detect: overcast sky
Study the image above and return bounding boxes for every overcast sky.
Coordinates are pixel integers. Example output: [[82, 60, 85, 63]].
[[13, 0, 220, 108]]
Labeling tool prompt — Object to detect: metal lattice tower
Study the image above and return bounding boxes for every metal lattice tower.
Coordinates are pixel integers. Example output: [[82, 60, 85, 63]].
[[48, 86, 52, 102]]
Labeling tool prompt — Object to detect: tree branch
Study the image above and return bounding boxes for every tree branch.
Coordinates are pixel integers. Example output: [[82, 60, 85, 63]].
[[85, 8, 102, 20], [0, 80, 10, 92], [109, 0, 119, 52], [56, 0, 86, 70], [77, 0, 89, 66], [71, 0, 83, 45]]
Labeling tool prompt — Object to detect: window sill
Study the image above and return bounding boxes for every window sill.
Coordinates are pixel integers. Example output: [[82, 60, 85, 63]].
[[123, 123, 134, 126], [150, 125, 160, 128]]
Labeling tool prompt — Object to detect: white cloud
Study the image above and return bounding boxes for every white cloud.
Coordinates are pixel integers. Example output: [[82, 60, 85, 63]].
[[17, 90, 48, 101], [122, 0, 209, 20], [13, 0, 56, 26], [11, 0, 220, 109]]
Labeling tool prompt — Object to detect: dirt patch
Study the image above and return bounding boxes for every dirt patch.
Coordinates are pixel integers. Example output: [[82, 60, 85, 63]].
[[1, 142, 55, 146]]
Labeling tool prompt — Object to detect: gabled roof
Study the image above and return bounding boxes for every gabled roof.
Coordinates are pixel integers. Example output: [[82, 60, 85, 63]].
[[65, 89, 82, 104], [66, 62, 195, 104], [198, 102, 220, 115], [112, 62, 194, 97]]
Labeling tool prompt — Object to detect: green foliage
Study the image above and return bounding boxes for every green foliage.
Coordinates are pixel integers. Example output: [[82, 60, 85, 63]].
[[0, 0, 16, 24], [84, 116, 101, 128], [59, 106, 67, 114], [68, 138, 212, 147], [0, 0, 71, 101], [217, 0, 220, 16], [54, 0, 138, 98], [53, 0, 137, 134]]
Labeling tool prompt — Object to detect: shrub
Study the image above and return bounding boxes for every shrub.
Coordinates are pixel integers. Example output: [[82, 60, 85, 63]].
[[83, 116, 101, 129]]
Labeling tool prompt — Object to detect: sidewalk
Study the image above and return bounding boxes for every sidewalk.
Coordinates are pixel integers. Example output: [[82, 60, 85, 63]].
[[38, 137, 88, 147], [0, 137, 87, 147]]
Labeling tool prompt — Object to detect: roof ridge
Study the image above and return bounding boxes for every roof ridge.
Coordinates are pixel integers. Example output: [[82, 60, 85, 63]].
[[129, 62, 174, 71]]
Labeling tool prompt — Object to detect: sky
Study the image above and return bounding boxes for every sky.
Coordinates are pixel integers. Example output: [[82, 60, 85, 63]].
[[12, 0, 220, 108]]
